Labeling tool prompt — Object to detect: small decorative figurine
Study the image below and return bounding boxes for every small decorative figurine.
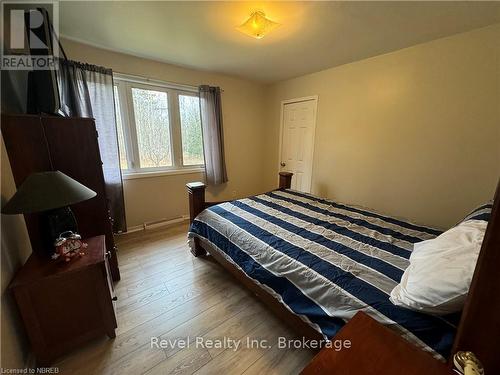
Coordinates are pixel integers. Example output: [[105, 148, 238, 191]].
[[52, 231, 87, 262]]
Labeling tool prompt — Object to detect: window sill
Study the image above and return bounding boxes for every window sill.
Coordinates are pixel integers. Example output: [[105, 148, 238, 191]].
[[122, 168, 205, 180]]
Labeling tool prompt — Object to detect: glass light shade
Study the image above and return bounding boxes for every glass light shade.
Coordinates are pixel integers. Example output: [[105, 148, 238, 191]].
[[236, 11, 280, 39], [2, 171, 96, 214]]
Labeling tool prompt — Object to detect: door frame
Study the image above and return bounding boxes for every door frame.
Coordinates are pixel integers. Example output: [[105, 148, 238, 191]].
[[278, 95, 318, 192]]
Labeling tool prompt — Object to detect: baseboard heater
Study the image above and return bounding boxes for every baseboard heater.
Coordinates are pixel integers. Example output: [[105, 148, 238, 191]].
[[125, 215, 189, 233]]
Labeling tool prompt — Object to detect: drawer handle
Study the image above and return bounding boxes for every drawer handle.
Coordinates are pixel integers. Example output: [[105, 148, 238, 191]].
[[112, 296, 118, 301], [106, 251, 111, 258]]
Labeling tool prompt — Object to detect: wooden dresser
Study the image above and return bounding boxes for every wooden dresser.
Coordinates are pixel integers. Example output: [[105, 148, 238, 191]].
[[301, 311, 455, 375], [1, 114, 121, 281], [10, 236, 117, 366]]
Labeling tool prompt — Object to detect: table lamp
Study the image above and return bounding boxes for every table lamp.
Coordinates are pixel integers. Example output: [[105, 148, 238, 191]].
[[2, 171, 96, 252]]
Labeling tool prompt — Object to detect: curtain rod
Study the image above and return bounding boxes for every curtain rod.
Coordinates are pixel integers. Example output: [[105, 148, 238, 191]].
[[113, 72, 224, 93]]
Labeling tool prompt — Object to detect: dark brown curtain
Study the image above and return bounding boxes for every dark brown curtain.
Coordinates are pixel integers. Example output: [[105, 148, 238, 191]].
[[56, 59, 127, 232], [199, 85, 228, 185]]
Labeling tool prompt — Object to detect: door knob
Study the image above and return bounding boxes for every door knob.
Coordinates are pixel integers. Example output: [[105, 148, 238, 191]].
[[280, 162, 286, 167]]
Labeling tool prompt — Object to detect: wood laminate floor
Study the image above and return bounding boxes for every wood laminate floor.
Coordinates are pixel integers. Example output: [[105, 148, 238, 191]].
[[55, 223, 315, 375]]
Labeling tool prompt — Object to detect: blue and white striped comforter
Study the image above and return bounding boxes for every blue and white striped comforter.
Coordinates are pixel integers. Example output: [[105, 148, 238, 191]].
[[188, 189, 457, 359]]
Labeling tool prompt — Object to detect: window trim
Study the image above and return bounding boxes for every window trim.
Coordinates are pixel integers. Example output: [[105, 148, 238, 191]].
[[122, 167, 205, 180], [113, 74, 204, 175], [114, 73, 198, 94]]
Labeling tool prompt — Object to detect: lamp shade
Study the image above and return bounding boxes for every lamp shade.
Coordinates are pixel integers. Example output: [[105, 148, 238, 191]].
[[2, 171, 96, 214], [236, 11, 280, 39]]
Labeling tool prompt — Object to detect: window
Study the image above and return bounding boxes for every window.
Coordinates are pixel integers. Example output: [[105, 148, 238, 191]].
[[179, 94, 204, 166], [113, 75, 204, 175], [131, 88, 172, 168]]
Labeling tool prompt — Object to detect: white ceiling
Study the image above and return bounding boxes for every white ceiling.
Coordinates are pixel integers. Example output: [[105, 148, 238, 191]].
[[59, 1, 500, 83]]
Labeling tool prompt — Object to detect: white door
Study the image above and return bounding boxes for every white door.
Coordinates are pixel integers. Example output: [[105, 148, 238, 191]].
[[280, 98, 317, 192]]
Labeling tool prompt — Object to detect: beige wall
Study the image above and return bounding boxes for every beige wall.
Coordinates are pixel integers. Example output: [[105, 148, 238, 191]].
[[265, 24, 500, 229], [62, 38, 270, 228], [1, 138, 32, 369]]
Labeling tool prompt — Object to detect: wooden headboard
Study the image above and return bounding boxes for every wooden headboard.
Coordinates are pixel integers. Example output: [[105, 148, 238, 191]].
[[451, 179, 500, 372]]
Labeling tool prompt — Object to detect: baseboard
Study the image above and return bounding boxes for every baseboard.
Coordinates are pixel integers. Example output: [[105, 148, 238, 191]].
[[123, 215, 189, 234]]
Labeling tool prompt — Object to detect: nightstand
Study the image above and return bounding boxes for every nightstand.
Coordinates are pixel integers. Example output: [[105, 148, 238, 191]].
[[10, 235, 117, 366], [301, 311, 455, 375]]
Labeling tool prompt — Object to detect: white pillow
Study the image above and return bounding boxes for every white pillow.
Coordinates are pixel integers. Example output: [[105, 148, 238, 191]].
[[390, 220, 487, 315]]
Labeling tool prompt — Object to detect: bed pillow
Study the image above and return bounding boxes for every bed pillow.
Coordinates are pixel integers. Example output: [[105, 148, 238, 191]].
[[458, 201, 493, 224], [389, 217, 488, 315]]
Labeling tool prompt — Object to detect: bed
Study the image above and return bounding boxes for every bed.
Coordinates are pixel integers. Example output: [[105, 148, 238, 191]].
[[186, 172, 500, 371]]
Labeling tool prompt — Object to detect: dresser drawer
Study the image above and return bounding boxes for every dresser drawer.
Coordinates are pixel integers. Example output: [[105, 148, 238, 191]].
[[104, 249, 117, 311]]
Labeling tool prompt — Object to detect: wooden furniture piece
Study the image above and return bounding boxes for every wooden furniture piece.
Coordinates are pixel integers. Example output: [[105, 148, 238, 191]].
[[186, 173, 500, 373], [451, 179, 500, 372], [301, 311, 454, 375], [1, 113, 120, 281], [9, 235, 117, 366]]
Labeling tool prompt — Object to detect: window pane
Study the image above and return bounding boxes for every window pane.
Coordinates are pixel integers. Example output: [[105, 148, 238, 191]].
[[113, 86, 128, 170], [131, 88, 172, 168], [179, 95, 204, 166]]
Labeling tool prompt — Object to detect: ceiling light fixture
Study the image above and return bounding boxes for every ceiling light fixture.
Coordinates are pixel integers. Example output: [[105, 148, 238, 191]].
[[236, 10, 280, 39]]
